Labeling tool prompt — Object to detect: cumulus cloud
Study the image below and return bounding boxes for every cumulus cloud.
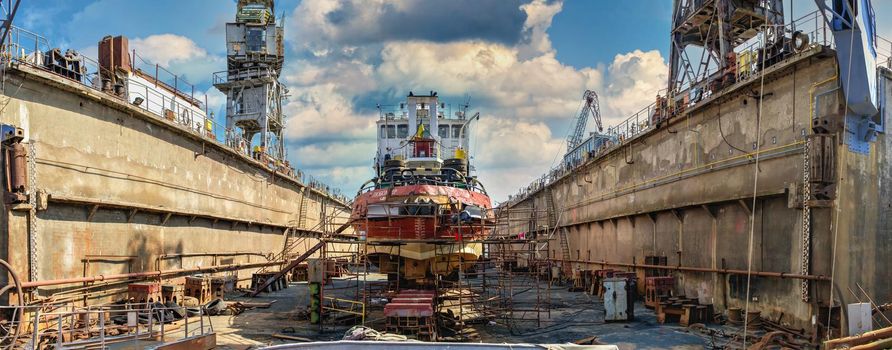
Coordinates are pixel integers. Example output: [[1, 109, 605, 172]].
[[282, 84, 378, 143], [375, 41, 603, 123], [130, 34, 223, 84], [290, 0, 528, 57], [517, 0, 563, 59], [131, 34, 207, 66], [277, 0, 668, 200], [602, 49, 669, 122]]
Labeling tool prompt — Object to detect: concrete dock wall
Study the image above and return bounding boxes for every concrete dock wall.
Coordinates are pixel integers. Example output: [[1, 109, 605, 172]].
[[506, 48, 892, 329], [0, 64, 352, 297]]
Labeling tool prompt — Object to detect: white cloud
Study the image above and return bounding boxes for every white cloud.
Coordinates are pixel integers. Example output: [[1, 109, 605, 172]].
[[282, 83, 378, 142], [277, 0, 669, 201], [130, 34, 224, 84], [291, 141, 376, 170], [517, 0, 563, 59], [131, 34, 207, 66], [602, 49, 668, 122], [204, 88, 226, 117], [376, 41, 603, 121]]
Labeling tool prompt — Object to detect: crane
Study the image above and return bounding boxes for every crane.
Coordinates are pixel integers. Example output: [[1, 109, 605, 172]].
[[0, 0, 22, 47], [566, 90, 602, 153]]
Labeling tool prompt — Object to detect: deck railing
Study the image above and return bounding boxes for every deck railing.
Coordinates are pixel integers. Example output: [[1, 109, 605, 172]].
[[0, 26, 349, 204], [504, 11, 884, 206], [0, 303, 214, 349]]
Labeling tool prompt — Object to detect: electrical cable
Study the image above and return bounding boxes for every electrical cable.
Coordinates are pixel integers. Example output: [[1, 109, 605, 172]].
[[742, 24, 771, 349], [717, 103, 748, 154]]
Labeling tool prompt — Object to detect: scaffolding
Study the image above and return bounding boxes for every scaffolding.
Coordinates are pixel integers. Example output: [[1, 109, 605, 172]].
[[335, 202, 556, 341]]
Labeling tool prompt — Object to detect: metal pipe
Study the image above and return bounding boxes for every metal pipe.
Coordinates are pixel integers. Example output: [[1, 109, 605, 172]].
[[550, 258, 830, 281], [157, 251, 267, 259], [0, 259, 24, 346], [19, 259, 285, 289]]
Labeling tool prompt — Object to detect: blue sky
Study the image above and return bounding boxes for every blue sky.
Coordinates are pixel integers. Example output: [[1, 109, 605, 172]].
[[9, 0, 892, 202]]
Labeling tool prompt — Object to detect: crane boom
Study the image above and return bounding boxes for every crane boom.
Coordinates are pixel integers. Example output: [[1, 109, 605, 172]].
[[566, 90, 602, 153]]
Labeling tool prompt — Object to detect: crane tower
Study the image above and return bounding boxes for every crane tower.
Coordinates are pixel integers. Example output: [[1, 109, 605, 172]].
[[215, 0, 287, 160]]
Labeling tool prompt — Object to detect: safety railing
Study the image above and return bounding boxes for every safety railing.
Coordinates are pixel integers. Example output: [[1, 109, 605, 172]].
[[132, 50, 201, 106], [212, 66, 278, 85], [323, 297, 366, 323], [0, 303, 213, 349], [505, 10, 843, 206], [0, 25, 349, 203], [877, 36, 892, 70]]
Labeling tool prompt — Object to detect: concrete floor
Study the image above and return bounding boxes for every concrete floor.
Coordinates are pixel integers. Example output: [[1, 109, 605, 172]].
[[104, 273, 752, 349], [208, 275, 723, 350]]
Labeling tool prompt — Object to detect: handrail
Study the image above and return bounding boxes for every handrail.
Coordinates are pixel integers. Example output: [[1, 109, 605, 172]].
[[0, 25, 350, 204], [505, 11, 848, 206]]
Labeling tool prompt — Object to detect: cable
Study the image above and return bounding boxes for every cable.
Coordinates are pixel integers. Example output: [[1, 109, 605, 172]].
[[717, 103, 748, 154], [741, 25, 771, 349]]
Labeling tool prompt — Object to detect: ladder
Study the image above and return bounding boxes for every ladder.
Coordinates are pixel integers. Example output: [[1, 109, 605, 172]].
[[559, 227, 571, 269], [543, 188, 571, 276], [544, 187, 558, 229], [297, 191, 310, 229]]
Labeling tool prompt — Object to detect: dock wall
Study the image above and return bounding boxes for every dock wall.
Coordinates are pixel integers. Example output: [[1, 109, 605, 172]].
[[0, 64, 352, 298], [506, 48, 892, 329]]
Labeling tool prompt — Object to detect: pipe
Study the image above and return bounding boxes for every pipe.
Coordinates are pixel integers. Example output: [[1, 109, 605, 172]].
[[18, 259, 285, 289], [0, 259, 24, 347], [550, 258, 830, 281], [824, 325, 892, 349], [157, 251, 267, 259]]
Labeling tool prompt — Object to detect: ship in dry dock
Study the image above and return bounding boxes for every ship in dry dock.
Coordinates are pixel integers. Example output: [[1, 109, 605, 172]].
[[351, 92, 492, 284]]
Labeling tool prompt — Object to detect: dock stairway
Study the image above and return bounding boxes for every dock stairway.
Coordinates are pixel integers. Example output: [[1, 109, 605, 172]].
[[249, 210, 352, 297]]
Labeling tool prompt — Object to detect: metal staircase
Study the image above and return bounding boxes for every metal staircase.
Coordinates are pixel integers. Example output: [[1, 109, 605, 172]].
[[558, 227, 571, 268], [297, 192, 310, 229], [250, 207, 353, 296]]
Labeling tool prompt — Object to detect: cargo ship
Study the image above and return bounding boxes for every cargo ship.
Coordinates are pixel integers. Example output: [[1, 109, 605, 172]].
[[351, 92, 492, 282]]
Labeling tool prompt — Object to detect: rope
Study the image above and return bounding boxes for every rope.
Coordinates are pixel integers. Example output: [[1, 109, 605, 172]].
[[742, 26, 771, 349]]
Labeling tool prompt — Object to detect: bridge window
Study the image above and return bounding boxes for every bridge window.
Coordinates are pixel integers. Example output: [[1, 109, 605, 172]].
[[397, 124, 408, 138], [246, 27, 266, 53], [380, 125, 397, 138], [438, 125, 450, 138], [452, 125, 462, 138]]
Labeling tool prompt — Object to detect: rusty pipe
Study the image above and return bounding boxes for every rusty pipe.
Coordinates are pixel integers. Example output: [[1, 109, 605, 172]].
[[0, 259, 24, 347], [550, 258, 830, 281], [19, 259, 285, 289], [9, 143, 26, 193], [155, 251, 270, 271], [157, 251, 268, 259]]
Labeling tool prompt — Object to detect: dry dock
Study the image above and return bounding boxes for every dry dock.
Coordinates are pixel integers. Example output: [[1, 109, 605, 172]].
[[1, 0, 891, 349]]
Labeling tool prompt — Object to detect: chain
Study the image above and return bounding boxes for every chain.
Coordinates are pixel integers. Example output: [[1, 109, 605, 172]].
[[27, 142, 38, 283], [799, 136, 811, 302]]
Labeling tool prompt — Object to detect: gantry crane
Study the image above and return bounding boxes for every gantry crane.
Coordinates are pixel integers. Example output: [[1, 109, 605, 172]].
[[566, 90, 602, 153]]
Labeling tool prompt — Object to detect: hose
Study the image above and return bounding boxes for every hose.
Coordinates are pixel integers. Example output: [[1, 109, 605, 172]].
[[0, 259, 23, 349]]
